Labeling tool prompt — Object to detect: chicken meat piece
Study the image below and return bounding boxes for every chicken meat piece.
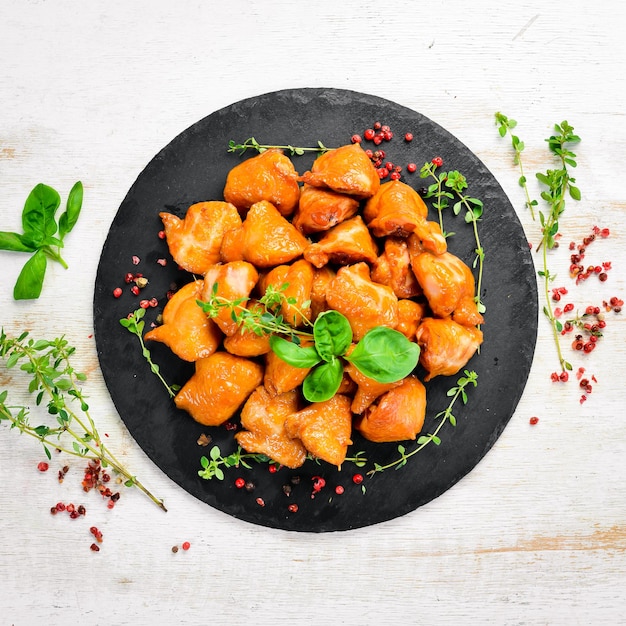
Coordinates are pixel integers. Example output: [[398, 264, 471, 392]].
[[345, 361, 404, 415], [304, 215, 378, 269], [259, 259, 314, 327], [264, 347, 312, 396], [222, 301, 271, 357], [355, 375, 426, 443], [409, 240, 484, 327], [363, 180, 447, 254], [200, 261, 259, 336], [220, 200, 309, 268], [325, 262, 399, 341], [235, 387, 307, 469], [415, 317, 483, 381], [299, 143, 380, 199], [309, 266, 335, 320], [395, 299, 426, 341], [144, 280, 222, 362], [371, 237, 422, 299], [223, 148, 300, 216], [159, 201, 242, 275], [174, 352, 263, 426], [284, 394, 353, 468], [292, 184, 360, 234]]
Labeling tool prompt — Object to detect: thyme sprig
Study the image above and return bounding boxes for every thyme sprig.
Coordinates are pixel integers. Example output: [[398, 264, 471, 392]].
[[495, 116, 581, 372], [198, 282, 314, 344], [419, 162, 486, 314], [536, 121, 581, 372], [119, 308, 180, 397], [0, 330, 166, 511], [367, 370, 478, 475], [228, 137, 331, 156], [198, 446, 368, 481], [494, 112, 538, 220]]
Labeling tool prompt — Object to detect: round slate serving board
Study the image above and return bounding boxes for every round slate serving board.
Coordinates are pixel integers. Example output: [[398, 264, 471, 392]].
[[93, 88, 537, 532]]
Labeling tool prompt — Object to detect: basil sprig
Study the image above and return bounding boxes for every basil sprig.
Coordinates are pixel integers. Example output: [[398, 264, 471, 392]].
[[1, 182, 83, 299], [270, 310, 420, 403]]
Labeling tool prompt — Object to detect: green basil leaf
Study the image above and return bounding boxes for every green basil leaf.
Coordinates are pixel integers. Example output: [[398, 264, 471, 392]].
[[269, 335, 321, 369], [302, 358, 344, 403], [346, 327, 420, 384], [13, 249, 48, 300], [0, 231, 36, 252], [21, 184, 60, 245], [313, 310, 353, 361], [58, 181, 83, 239]]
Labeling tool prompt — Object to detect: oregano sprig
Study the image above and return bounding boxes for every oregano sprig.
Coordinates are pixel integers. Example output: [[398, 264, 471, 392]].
[[0, 329, 166, 511], [367, 370, 478, 475], [420, 161, 486, 314], [494, 112, 538, 220], [536, 121, 581, 372], [119, 308, 180, 398], [495, 116, 581, 373], [228, 137, 331, 156]]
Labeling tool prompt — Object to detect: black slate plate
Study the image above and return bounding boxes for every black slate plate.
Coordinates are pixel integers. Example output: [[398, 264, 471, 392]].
[[93, 88, 537, 532]]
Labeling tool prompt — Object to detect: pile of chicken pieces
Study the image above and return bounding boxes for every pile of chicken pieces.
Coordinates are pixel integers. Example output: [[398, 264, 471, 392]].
[[144, 143, 483, 469]]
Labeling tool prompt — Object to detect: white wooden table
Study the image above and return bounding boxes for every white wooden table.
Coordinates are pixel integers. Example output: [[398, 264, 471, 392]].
[[1, 1, 625, 623]]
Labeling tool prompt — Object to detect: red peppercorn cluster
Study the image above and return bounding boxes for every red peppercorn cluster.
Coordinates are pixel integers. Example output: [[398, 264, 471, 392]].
[[568, 226, 611, 283], [82, 459, 121, 509], [50, 501, 87, 520], [354, 121, 422, 181]]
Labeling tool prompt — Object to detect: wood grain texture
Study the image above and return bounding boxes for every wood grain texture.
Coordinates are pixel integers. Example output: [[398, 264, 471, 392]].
[[1, 0, 625, 624]]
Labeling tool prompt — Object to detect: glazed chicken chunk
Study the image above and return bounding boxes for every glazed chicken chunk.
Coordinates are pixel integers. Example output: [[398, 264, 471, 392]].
[[284, 394, 353, 468], [345, 361, 404, 415], [304, 215, 378, 269], [415, 317, 483, 381], [143, 280, 222, 362], [371, 237, 422, 299], [235, 387, 307, 469], [325, 262, 399, 341], [200, 261, 259, 336], [259, 259, 314, 327], [159, 201, 242, 275], [223, 148, 301, 216], [355, 376, 426, 443], [363, 180, 447, 254], [299, 143, 380, 199], [220, 200, 309, 268], [292, 183, 360, 234], [174, 352, 263, 426], [409, 237, 484, 328]]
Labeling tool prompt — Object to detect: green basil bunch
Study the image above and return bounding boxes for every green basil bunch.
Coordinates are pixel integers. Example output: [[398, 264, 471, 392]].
[[269, 310, 420, 403], [0, 182, 83, 299]]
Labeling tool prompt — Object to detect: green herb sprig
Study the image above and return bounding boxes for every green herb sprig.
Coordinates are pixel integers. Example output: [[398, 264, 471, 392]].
[[0, 182, 83, 299], [0, 329, 166, 511], [367, 370, 478, 475], [494, 112, 538, 220], [496, 116, 581, 373], [119, 308, 180, 398], [419, 163, 486, 314], [198, 445, 368, 481], [228, 137, 331, 156]]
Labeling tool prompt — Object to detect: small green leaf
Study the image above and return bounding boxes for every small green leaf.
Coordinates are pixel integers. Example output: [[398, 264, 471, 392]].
[[58, 181, 84, 239], [313, 310, 353, 361], [13, 249, 47, 300], [346, 327, 420, 384], [302, 358, 344, 403], [269, 335, 321, 369], [0, 231, 36, 252], [21, 183, 61, 245]]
